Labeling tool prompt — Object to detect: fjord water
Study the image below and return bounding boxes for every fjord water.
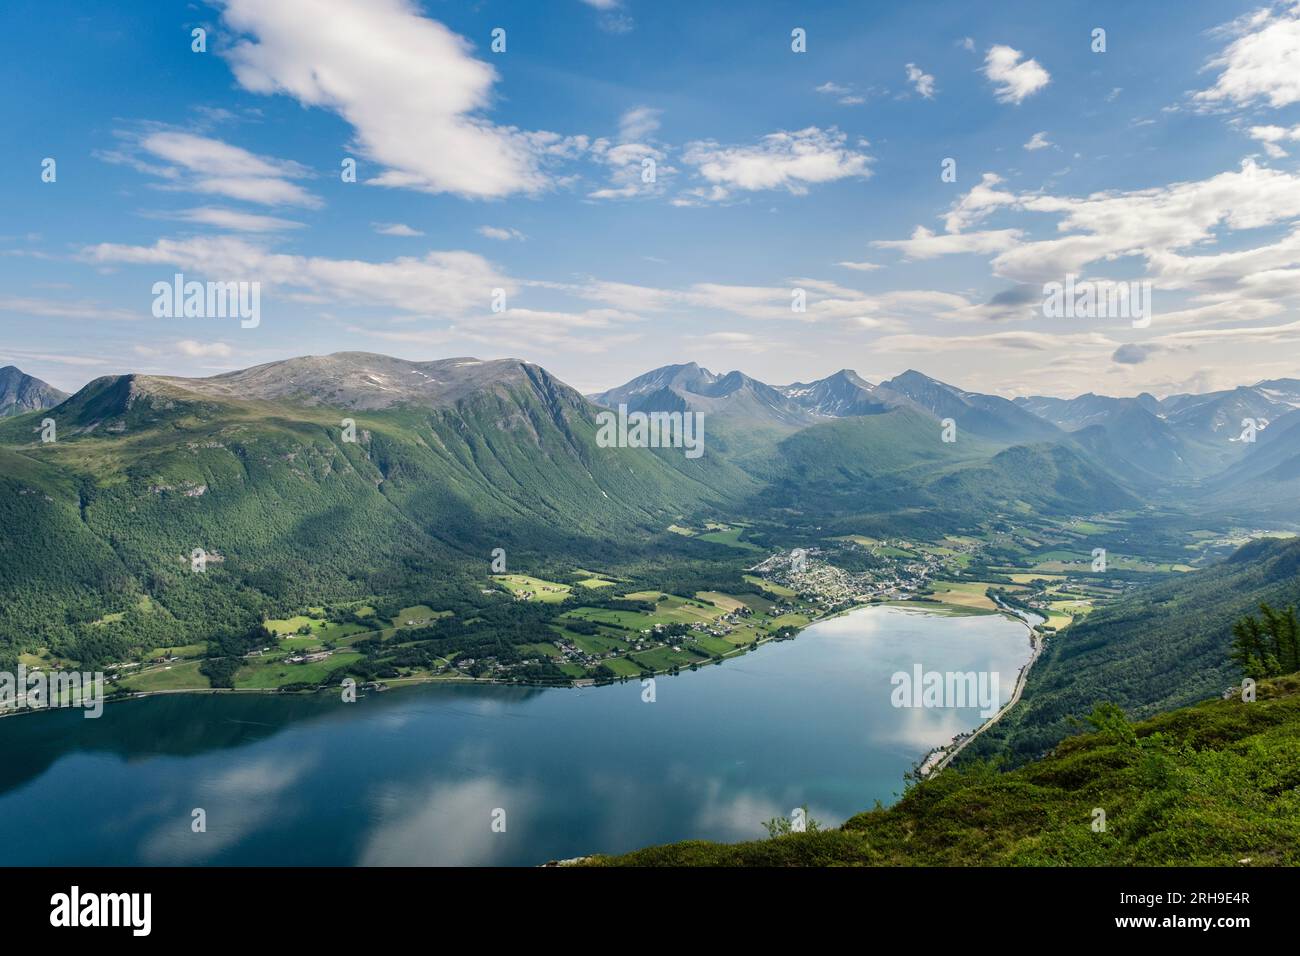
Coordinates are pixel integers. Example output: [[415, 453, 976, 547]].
[[0, 606, 1031, 865]]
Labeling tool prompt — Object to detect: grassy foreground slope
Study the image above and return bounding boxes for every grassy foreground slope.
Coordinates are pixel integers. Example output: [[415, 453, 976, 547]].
[[964, 536, 1300, 766], [584, 675, 1300, 866]]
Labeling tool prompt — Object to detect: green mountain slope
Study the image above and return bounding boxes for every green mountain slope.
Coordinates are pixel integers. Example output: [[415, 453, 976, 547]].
[[0, 356, 752, 666], [583, 673, 1300, 866], [964, 535, 1300, 765], [744, 409, 1136, 535]]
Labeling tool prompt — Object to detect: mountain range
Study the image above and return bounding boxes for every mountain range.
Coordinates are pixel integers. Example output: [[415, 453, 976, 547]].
[[1, 351, 1297, 669], [589, 360, 1300, 513]]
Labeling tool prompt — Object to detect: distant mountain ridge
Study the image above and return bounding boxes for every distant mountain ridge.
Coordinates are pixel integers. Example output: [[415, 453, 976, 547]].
[[593, 364, 1064, 444], [1015, 378, 1300, 488], [0, 366, 67, 418]]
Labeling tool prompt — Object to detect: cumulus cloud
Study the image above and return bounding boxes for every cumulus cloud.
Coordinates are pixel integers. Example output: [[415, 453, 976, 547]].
[[1248, 123, 1300, 157], [1024, 131, 1052, 151], [875, 158, 1300, 312], [983, 45, 1050, 104], [217, 0, 574, 199], [103, 129, 319, 208], [477, 226, 526, 241], [83, 235, 512, 318], [679, 127, 871, 201], [872, 225, 1023, 260], [815, 81, 866, 106], [1195, 4, 1300, 109], [905, 63, 936, 99], [942, 172, 1019, 232], [586, 108, 674, 200]]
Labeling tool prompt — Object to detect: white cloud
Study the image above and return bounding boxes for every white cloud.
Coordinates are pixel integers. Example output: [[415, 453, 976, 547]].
[[84, 235, 511, 318], [373, 223, 424, 237], [996, 159, 1300, 283], [107, 130, 319, 208], [1024, 131, 1052, 151], [873, 226, 1023, 260], [587, 141, 671, 200], [571, 276, 960, 329], [0, 295, 142, 322], [1195, 4, 1300, 109], [814, 81, 868, 106], [983, 45, 1050, 104], [875, 329, 1115, 354], [905, 63, 936, 99], [583, 107, 673, 201], [1248, 123, 1300, 157], [217, 0, 570, 199], [618, 106, 661, 142], [875, 158, 1300, 309], [680, 127, 871, 200], [167, 207, 304, 232], [174, 340, 234, 358], [942, 172, 1018, 232], [477, 226, 526, 241]]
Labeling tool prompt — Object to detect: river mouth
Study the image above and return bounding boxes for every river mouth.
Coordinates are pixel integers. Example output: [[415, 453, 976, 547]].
[[0, 605, 1031, 865]]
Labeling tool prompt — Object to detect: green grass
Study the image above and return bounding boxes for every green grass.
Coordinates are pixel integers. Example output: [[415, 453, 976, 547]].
[[743, 575, 796, 599], [493, 575, 573, 603], [144, 643, 207, 659], [117, 660, 210, 692], [696, 527, 762, 551], [518, 642, 561, 659], [234, 651, 364, 689], [604, 657, 644, 678], [584, 675, 1300, 866], [631, 646, 703, 671]]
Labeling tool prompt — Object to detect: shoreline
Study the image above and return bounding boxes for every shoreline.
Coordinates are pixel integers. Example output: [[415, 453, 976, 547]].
[[916, 603, 1043, 778], [1, 597, 1018, 727], [0, 597, 872, 720]]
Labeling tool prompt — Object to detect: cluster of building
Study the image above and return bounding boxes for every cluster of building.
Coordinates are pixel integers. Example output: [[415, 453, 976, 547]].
[[284, 650, 332, 665]]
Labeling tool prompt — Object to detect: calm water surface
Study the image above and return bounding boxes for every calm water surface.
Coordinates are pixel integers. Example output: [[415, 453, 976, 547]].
[[0, 605, 1031, 865]]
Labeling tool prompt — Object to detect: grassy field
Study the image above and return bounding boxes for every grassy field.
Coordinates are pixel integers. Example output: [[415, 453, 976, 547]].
[[493, 575, 573, 603], [118, 660, 210, 692], [234, 651, 364, 689], [743, 575, 797, 599], [696, 591, 747, 612], [696, 526, 762, 551], [921, 580, 1014, 612], [264, 615, 371, 641]]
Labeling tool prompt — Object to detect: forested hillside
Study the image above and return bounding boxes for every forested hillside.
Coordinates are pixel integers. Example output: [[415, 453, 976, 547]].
[[0, 361, 747, 669], [963, 535, 1300, 765]]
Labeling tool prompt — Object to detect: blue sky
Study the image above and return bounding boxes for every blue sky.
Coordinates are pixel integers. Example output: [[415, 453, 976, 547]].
[[4, 0, 1300, 397]]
